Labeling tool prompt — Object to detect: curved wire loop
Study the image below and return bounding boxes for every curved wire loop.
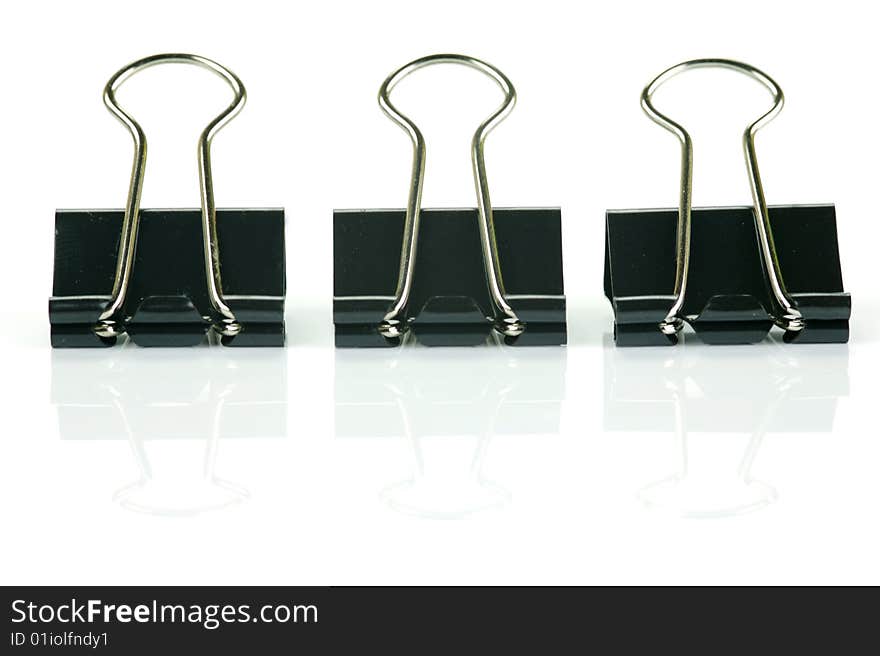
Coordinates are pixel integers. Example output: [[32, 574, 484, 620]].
[[376, 53, 525, 339], [641, 58, 803, 334], [95, 53, 247, 339]]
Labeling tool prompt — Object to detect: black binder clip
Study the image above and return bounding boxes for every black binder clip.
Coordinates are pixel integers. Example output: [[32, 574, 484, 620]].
[[50, 54, 285, 348], [605, 59, 850, 347], [334, 54, 566, 348]]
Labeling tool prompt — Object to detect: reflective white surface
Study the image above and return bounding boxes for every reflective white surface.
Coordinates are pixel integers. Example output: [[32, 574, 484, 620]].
[[1, 301, 876, 585]]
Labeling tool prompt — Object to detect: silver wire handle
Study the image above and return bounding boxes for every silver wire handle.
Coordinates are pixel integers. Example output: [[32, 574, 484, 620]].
[[642, 58, 803, 335], [95, 53, 247, 339], [377, 54, 525, 340]]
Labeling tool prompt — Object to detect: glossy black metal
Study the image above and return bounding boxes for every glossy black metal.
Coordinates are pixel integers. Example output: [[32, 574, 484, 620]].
[[50, 208, 285, 348], [604, 204, 850, 346], [334, 208, 566, 347]]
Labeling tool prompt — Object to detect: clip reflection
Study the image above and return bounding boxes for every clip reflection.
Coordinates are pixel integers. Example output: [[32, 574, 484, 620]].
[[335, 343, 566, 518], [604, 336, 849, 518], [51, 344, 287, 516]]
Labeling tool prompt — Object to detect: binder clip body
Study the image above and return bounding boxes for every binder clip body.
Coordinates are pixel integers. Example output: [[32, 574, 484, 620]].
[[605, 59, 850, 347], [334, 54, 566, 348], [50, 54, 285, 348]]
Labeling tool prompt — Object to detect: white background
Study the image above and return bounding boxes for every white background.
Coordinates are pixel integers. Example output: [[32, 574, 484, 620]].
[[0, 0, 877, 585]]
